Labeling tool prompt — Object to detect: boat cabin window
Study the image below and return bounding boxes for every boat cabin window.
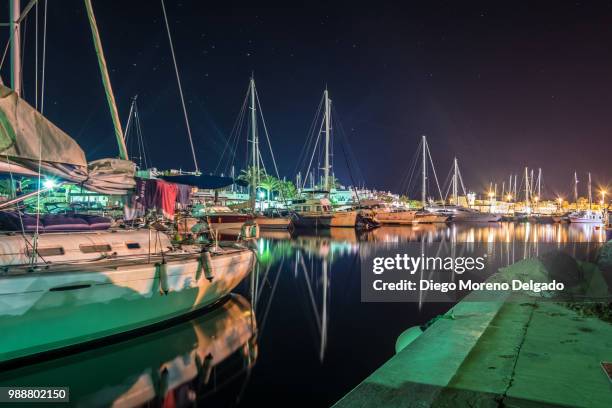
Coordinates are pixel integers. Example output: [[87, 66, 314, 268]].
[[79, 244, 112, 253], [126, 242, 141, 249], [26, 246, 65, 257]]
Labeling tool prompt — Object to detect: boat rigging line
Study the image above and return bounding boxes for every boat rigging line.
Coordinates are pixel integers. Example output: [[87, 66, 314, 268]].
[[160, 0, 199, 173], [214, 88, 248, 175], [124, 96, 152, 169]]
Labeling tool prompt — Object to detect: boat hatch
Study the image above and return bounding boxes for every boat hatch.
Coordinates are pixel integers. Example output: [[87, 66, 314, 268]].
[[79, 244, 112, 253], [126, 242, 141, 249], [26, 246, 65, 257]]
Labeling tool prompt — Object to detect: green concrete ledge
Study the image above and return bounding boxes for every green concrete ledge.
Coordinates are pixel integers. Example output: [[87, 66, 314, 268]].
[[334, 290, 510, 408], [335, 295, 612, 408]]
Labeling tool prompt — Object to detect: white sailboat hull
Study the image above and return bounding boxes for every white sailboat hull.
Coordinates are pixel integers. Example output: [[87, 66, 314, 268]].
[[0, 231, 255, 364], [568, 211, 605, 224]]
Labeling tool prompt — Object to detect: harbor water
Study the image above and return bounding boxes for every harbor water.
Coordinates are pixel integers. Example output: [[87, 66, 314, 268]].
[[0, 222, 608, 407]]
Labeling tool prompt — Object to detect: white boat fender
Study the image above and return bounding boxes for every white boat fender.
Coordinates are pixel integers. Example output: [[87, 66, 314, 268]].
[[157, 261, 169, 295], [394, 326, 423, 354], [199, 250, 214, 282], [240, 222, 260, 239]]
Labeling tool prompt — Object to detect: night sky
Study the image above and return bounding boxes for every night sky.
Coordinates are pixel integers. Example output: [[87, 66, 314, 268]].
[[2, 0, 612, 199]]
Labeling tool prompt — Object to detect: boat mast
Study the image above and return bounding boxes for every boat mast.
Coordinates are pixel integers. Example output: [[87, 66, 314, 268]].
[[452, 157, 458, 205], [574, 171, 579, 205], [323, 89, 331, 191], [524, 167, 530, 207], [9, 0, 21, 96], [537, 168, 542, 199], [249, 76, 259, 209], [588, 172, 592, 210], [530, 169, 534, 200], [422, 135, 427, 207], [84, 0, 128, 160]]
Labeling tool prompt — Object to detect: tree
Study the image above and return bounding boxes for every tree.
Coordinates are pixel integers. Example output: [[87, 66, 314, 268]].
[[278, 180, 298, 199], [236, 166, 265, 188], [259, 174, 281, 205]]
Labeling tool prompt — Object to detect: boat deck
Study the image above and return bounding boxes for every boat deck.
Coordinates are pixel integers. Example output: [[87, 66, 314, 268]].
[[0, 242, 249, 276]]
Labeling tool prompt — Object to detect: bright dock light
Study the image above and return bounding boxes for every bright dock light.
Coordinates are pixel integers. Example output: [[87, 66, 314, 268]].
[[43, 178, 57, 189]]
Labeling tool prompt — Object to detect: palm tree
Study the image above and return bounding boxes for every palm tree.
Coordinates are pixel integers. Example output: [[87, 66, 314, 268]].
[[258, 174, 281, 207], [236, 166, 265, 188]]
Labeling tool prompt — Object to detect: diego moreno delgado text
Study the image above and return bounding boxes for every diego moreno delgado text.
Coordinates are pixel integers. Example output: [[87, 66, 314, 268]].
[[371, 254, 565, 293]]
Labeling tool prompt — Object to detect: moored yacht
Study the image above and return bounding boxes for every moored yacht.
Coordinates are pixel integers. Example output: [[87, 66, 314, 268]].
[[291, 197, 357, 228], [0, 0, 255, 366], [568, 173, 605, 224], [194, 205, 254, 232], [427, 205, 501, 222], [414, 210, 451, 223], [0, 226, 255, 365], [255, 209, 293, 230], [568, 210, 605, 224], [357, 200, 418, 225]]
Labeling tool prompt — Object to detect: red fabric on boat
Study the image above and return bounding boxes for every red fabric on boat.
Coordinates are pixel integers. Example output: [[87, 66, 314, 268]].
[[156, 180, 178, 219]]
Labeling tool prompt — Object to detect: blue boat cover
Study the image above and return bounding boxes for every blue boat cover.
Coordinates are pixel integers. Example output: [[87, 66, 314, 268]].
[[0, 211, 112, 232]]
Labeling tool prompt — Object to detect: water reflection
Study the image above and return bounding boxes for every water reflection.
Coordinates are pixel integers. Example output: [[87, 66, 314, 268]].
[[0, 223, 607, 408], [0, 295, 257, 407], [255, 223, 607, 342], [362, 222, 608, 243]]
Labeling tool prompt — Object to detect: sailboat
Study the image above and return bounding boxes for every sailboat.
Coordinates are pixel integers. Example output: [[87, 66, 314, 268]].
[[427, 157, 501, 222], [569, 172, 605, 223], [363, 201, 419, 225], [0, 0, 254, 365], [513, 167, 533, 222], [292, 89, 358, 228], [243, 77, 291, 229], [410, 136, 449, 223]]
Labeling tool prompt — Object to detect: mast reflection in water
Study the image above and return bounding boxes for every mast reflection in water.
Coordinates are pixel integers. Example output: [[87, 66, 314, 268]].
[[0, 223, 606, 407]]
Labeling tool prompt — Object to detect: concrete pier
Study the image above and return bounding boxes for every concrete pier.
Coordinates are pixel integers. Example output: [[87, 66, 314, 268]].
[[335, 290, 612, 407]]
